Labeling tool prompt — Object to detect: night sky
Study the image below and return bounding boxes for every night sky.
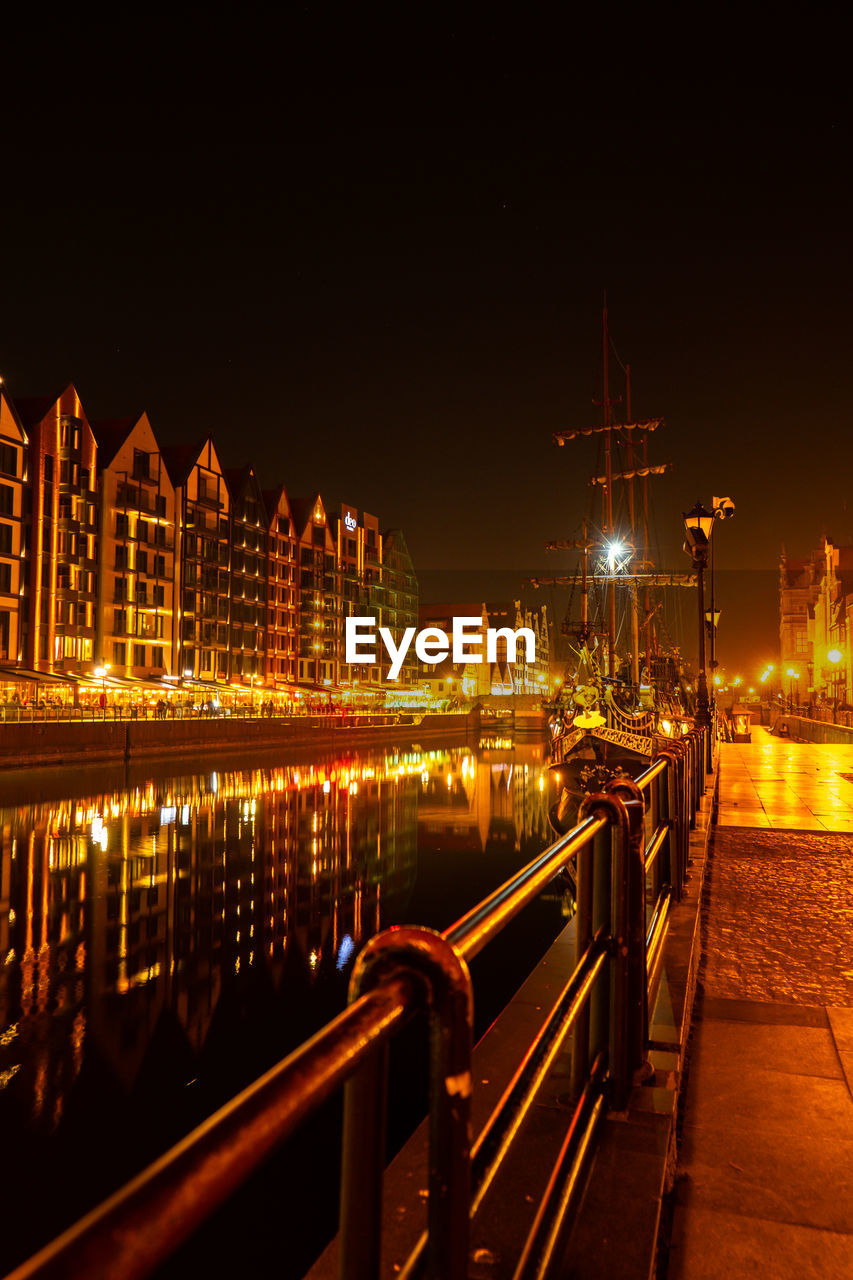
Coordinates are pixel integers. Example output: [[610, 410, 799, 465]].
[[3, 10, 851, 677]]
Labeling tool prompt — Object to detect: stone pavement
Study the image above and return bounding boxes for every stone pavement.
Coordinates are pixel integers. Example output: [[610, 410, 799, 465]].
[[667, 728, 853, 1279]]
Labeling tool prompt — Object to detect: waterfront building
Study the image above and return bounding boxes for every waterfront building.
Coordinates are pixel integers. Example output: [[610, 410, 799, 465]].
[[806, 538, 853, 705], [225, 467, 268, 687], [417, 601, 549, 698], [484, 601, 551, 695], [332, 504, 384, 694], [291, 495, 338, 690], [263, 484, 298, 691], [163, 440, 231, 683], [0, 390, 29, 667], [381, 529, 419, 688], [94, 414, 176, 677], [17, 387, 98, 674]]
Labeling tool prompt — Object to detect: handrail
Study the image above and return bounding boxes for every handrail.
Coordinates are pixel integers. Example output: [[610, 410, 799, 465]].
[[2, 724, 713, 1280]]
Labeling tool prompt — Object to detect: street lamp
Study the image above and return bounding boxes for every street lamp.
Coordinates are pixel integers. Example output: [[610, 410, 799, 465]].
[[824, 648, 843, 708], [785, 667, 800, 713], [94, 662, 111, 710], [683, 501, 714, 748]]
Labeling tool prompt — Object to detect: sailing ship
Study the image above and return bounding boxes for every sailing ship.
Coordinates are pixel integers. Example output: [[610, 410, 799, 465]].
[[534, 301, 697, 832]]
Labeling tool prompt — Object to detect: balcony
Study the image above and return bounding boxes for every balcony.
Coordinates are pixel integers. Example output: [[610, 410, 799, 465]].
[[193, 488, 223, 512]]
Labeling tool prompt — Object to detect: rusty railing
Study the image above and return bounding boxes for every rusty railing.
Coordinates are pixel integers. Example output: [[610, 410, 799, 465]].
[[3, 726, 712, 1280]]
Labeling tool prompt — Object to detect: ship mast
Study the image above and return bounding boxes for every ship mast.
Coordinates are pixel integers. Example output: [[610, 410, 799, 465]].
[[601, 299, 617, 677], [548, 303, 672, 691]]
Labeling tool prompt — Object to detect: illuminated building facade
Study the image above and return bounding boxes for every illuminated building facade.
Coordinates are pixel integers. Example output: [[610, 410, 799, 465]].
[[417, 600, 550, 698], [0, 391, 29, 665], [18, 387, 98, 673], [381, 530, 419, 686], [225, 467, 267, 685], [263, 484, 298, 688], [165, 440, 232, 682], [333, 505, 384, 691], [292, 495, 338, 689], [0, 383, 415, 701], [94, 415, 176, 676]]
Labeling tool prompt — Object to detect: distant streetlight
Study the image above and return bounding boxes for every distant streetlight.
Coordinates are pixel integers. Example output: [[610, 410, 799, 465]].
[[683, 501, 714, 749]]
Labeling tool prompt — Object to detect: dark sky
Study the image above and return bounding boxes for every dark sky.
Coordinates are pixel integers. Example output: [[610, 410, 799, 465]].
[[2, 9, 851, 677]]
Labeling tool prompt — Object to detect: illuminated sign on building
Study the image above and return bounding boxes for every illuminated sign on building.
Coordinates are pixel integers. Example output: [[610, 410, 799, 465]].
[[342, 507, 358, 533]]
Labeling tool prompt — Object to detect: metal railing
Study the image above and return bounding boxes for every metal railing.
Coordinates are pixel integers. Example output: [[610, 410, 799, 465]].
[[3, 726, 711, 1280], [0, 705, 415, 726]]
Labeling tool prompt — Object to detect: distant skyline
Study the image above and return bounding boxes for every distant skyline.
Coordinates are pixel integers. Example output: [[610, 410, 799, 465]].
[[3, 9, 850, 678]]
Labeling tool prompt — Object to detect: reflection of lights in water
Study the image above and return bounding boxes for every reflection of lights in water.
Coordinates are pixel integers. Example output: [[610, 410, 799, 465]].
[[350, 781, 358, 795], [336, 934, 355, 970], [538, 774, 545, 792], [211, 773, 218, 793], [160, 806, 176, 825], [181, 805, 190, 825], [323, 780, 331, 795], [309, 949, 319, 969], [421, 771, 429, 785], [447, 773, 452, 788]]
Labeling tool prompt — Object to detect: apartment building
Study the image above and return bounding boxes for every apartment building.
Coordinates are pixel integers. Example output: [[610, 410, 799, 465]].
[[94, 414, 176, 676], [0, 390, 29, 665], [263, 484, 298, 688], [17, 387, 98, 673], [164, 440, 231, 682], [381, 528, 418, 686], [292, 495, 338, 688], [331, 505, 384, 690], [225, 467, 267, 684]]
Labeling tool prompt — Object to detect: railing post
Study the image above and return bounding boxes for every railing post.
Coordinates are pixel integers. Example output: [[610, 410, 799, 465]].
[[577, 790, 640, 1110], [607, 778, 650, 1093], [657, 745, 684, 900], [339, 926, 473, 1280]]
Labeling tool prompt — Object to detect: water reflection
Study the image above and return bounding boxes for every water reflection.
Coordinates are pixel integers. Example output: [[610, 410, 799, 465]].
[[0, 736, 552, 1271]]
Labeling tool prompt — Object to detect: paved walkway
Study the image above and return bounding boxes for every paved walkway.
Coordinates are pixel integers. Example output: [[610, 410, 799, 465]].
[[668, 728, 853, 1279]]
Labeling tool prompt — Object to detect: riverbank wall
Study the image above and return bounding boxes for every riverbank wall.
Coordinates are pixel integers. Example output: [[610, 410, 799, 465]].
[[0, 710, 480, 771], [762, 704, 853, 744]]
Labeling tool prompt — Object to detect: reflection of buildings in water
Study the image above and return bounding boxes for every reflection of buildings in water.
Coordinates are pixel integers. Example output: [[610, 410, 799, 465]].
[[0, 750, 420, 1131], [417, 742, 550, 856]]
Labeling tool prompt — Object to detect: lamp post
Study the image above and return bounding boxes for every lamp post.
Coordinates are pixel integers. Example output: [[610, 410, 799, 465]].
[[785, 667, 800, 713], [826, 648, 843, 711], [94, 662, 111, 714], [683, 501, 715, 761]]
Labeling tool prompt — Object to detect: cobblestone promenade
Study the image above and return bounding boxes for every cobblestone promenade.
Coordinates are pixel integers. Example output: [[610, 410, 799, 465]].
[[668, 728, 853, 1279]]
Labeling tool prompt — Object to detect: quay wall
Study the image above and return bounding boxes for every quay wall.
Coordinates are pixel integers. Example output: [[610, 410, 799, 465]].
[[763, 705, 853, 745], [0, 711, 479, 771]]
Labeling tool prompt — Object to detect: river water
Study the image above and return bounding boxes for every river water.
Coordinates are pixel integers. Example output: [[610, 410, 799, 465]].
[[0, 734, 567, 1276]]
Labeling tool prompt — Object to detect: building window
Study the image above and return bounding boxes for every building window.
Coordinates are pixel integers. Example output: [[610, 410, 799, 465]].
[[114, 609, 127, 633], [114, 642, 127, 666], [0, 523, 12, 554], [0, 485, 14, 516], [152, 646, 164, 668], [44, 455, 54, 482], [133, 644, 145, 667], [133, 449, 150, 480], [115, 545, 128, 569], [0, 444, 17, 476], [116, 512, 129, 537]]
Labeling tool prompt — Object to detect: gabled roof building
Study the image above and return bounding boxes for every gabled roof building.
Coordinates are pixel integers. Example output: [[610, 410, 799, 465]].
[[94, 413, 176, 677]]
